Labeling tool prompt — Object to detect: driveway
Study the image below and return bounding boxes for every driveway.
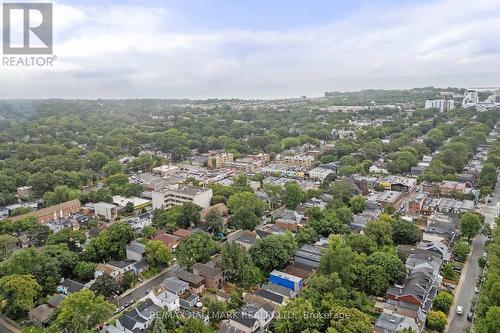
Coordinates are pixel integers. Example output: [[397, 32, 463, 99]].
[[114, 265, 177, 307]]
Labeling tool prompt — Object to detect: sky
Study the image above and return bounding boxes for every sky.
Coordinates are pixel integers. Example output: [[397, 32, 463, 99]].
[[1, 0, 500, 99]]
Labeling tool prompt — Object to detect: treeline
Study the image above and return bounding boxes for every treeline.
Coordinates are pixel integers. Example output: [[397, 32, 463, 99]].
[[475, 221, 500, 332]]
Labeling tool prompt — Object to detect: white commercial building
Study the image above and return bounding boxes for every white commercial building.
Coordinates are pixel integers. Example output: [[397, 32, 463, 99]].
[[152, 185, 212, 210], [94, 202, 118, 221]]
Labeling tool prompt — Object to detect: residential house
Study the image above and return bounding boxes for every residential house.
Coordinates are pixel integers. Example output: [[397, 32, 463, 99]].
[[274, 209, 303, 232], [193, 263, 224, 290], [175, 270, 205, 294], [57, 278, 85, 295], [95, 263, 122, 282], [148, 285, 180, 311], [200, 203, 230, 224], [29, 304, 54, 327], [126, 241, 146, 261], [374, 312, 420, 333], [269, 270, 303, 292], [163, 277, 190, 295], [153, 232, 181, 249], [246, 288, 288, 307], [132, 258, 149, 276], [225, 302, 274, 333], [293, 244, 323, 269]]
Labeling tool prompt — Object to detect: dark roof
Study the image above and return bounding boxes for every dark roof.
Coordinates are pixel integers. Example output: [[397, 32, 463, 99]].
[[163, 277, 189, 293], [256, 229, 272, 239], [109, 260, 134, 269], [175, 270, 204, 286], [231, 312, 257, 329], [60, 279, 85, 293], [119, 315, 139, 331], [261, 283, 293, 297], [133, 258, 148, 270], [135, 299, 160, 318], [253, 288, 284, 304], [29, 304, 54, 323], [47, 294, 66, 308], [126, 242, 146, 254], [193, 263, 223, 278]]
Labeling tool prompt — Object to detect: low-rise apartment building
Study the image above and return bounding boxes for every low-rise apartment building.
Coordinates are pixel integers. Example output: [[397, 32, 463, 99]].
[[152, 185, 212, 209], [207, 151, 234, 169]]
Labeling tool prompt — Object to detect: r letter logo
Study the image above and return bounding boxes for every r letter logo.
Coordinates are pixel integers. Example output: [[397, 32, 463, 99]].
[[3, 3, 53, 54]]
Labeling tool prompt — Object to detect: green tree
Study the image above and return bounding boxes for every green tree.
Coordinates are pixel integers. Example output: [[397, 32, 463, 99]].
[[283, 181, 305, 209], [330, 180, 357, 204], [145, 240, 173, 269], [176, 232, 219, 269], [327, 306, 372, 333], [345, 233, 377, 255], [392, 219, 421, 245], [232, 206, 259, 231], [460, 212, 482, 242], [433, 291, 454, 313], [296, 226, 319, 246], [205, 208, 224, 233], [51, 289, 115, 333], [151, 207, 181, 231], [483, 306, 500, 333], [453, 241, 470, 262], [179, 202, 201, 228], [221, 241, 263, 288], [91, 273, 121, 297], [102, 160, 123, 176], [359, 264, 389, 296], [227, 191, 266, 216], [43, 185, 81, 206], [249, 232, 297, 272], [204, 298, 227, 323], [273, 298, 322, 333], [142, 225, 157, 239], [426, 310, 447, 332], [73, 262, 96, 282], [368, 251, 406, 284], [47, 228, 86, 251], [349, 195, 366, 214], [179, 317, 214, 333], [365, 216, 393, 247], [0, 274, 41, 317], [0, 234, 18, 259], [85, 222, 134, 262]]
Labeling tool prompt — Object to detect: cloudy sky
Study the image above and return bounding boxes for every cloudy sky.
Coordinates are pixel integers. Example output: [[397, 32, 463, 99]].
[[1, 0, 500, 99]]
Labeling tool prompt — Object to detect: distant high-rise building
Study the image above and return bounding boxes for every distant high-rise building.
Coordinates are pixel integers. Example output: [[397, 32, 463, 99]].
[[462, 90, 479, 108], [424, 99, 455, 112]]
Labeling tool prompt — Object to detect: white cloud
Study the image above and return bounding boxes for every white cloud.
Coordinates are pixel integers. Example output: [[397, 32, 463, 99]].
[[1, 0, 500, 98]]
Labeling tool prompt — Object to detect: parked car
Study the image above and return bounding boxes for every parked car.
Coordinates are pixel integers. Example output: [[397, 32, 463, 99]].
[[457, 305, 464, 315], [467, 312, 473, 321], [475, 286, 480, 293]]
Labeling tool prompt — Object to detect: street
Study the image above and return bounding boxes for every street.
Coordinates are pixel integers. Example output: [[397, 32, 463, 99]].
[[445, 235, 486, 333], [0, 317, 21, 333], [114, 265, 177, 307], [446, 174, 500, 332]]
